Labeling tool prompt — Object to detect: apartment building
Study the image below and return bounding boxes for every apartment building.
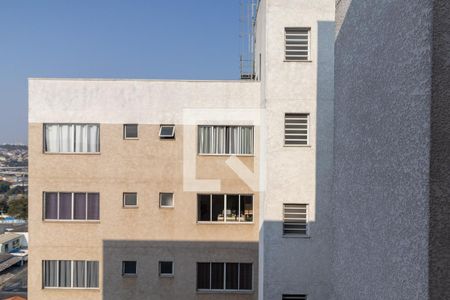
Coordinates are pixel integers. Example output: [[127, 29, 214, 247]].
[[28, 0, 334, 299]]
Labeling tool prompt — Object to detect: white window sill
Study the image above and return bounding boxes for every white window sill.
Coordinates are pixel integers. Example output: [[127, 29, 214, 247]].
[[159, 274, 174, 278], [197, 153, 255, 157], [123, 206, 138, 209], [196, 221, 254, 225], [283, 144, 312, 148], [43, 220, 100, 223], [282, 234, 311, 239], [283, 60, 312, 63], [43, 152, 101, 155], [122, 274, 137, 278], [43, 287, 100, 290]]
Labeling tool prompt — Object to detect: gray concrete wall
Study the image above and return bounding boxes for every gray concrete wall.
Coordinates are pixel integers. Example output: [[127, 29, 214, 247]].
[[334, 0, 433, 298], [429, 0, 450, 299], [103, 241, 258, 300]]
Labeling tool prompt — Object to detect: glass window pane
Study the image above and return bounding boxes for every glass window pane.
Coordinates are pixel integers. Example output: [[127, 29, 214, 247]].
[[44, 193, 58, 219], [211, 195, 224, 222], [87, 261, 99, 287], [160, 193, 174, 207], [43, 260, 58, 287], [211, 263, 224, 289], [198, 195, 211, 221], [197, 263, 210, 290], [226, 195, 239, 222], [240, 195, 253, 222], [159, 261, 173, 275], [160, 125, 175, 137], [59, 124, 75, 153], [123, 193, 137, 206], [73, 260, 86, 287], [122, 261, 136, 275], [59, 193, 72, 220], [87, 193, 100, 220], [58, 260, 72, 287], [124, 124, 138, 139], [73, 193, 86, 220], [239, 263, 252, 290], [226, 263, 239, 290], [44, 125, 59, 152]]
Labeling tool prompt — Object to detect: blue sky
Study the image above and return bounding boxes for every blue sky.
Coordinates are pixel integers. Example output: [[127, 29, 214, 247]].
[[0, 0, 241, 144]]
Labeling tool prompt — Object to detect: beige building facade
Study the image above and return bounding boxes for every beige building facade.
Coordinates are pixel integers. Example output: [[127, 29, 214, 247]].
[[28, 1, 334, 300]]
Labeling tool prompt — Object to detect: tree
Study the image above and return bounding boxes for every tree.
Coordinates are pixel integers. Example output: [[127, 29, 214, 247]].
[[8, 196, 27, 220], [0, 195, 8, 214]]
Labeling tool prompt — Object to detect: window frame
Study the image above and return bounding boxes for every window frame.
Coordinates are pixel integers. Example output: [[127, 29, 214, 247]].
[[197, 194, 254, 224], [159, 261, 174, 277], [43, 123, 101, 154], [282, 203, 310, 238], [42, 260, 100, 289], [159, 193, 174, 208], [284, 27, 312, 62], [197, 125, 255, 156], [196, 262, 253, 293], [42, 192, 100, 222], [284, 113, 310, 147], [123, 124, 139, 140], [122, 261, 137, 277], [159, 124, 175, 139], [123, 193, 138, 208]]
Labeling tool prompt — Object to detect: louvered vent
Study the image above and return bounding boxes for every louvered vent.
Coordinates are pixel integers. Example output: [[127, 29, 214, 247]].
[[285, 28, 310, 61], [284, 113, 309, 146], [283, 204, 308, 236], [282, 294, 307, 300]]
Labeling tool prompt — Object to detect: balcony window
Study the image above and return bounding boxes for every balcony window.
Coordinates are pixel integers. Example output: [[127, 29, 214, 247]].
[[197, 194, 253, 223], [43, 192, 100, 221]]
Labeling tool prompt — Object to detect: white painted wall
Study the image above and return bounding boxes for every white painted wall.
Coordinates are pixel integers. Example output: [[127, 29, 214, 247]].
[[256, 0, 335, 299], [29, 79, 261, 124]]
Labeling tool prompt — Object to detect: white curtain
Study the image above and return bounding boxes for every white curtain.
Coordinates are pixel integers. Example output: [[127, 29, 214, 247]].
[[87, 125, 99, 152], [59, 124, 75, 152], [45, 125, 60, 152], [75, 125, 88, 152], [45, 124, 99, 153], [240, 126, 253, 154], [199, 126, 212, 154]]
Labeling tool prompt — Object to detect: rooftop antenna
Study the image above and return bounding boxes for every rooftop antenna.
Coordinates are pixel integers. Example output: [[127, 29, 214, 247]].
[[239, 0, 257, 80]]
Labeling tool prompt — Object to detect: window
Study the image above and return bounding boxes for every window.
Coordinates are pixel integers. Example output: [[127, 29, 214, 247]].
[[122, 261, 137, 276], [283, 204, 309, 236], [198, 126, 254, 155], [44, 124, 100, 153], [42, 260, 99, 288], [123, 193, 137, 207], [159, 261, 174, 277], [282, 295, 307, 300], [123, 124, 138, 139], [197, 262, 252, 291], [285, 28, 311, 61], [284, 113, 309, 146], [159, 125, 175, 139], [43, 192, 100, 221], [197, 194, 253, 223], [160, 193, 174, 208]]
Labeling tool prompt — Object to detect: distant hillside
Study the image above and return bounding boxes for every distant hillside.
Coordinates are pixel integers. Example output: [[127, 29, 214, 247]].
[[0, 144, 27, 151]]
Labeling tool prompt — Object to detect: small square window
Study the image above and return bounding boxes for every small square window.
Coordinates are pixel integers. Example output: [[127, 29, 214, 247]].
[[122, 261, 137, 276], [159, 261, 174, 277], [159, 125, 175, 139], [160, 193, 174, 208], [124, 124, 138, 139], [123, 193, 138, 207]]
